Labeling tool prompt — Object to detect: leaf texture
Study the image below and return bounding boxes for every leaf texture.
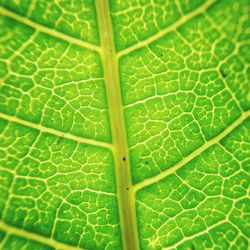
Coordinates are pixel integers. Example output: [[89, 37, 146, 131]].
[[0, 0, 249, 249]]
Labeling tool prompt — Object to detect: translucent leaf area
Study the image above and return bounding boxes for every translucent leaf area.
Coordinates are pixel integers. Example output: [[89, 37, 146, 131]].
[[0, 0, 249, 249]]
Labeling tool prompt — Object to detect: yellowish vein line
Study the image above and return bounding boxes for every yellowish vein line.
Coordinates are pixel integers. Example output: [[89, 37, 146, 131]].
[[117, 0, 216, 58], [134, 110, 250, 192], [0, 6, 101, 53], [167, 219, 226, 249], [0, 221, 82, 250], [95, 1, 140, 249], [0, 112, 113, 150]]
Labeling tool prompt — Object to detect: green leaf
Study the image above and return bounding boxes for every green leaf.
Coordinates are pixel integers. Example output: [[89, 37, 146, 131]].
[[0, 0, 249, 249]]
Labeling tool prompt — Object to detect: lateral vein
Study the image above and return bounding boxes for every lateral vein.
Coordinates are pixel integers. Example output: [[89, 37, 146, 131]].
[[0, 112, 113, 150], [117, 0, 216, 58], [0, 6, 101, 53], [134, 110, 250, 192], [0, 221, 83, 250]]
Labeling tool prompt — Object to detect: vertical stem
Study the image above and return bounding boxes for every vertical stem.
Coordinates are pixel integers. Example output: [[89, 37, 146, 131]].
[[95, 1, 140, 249]]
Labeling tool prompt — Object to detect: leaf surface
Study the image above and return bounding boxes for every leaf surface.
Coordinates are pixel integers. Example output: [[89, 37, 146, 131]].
[[0, 0, 249, 249]]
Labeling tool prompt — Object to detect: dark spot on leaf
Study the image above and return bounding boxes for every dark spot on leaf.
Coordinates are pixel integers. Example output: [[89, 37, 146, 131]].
[[123, 157, 126, 161], [190, 244, 195, 250], [220, 68, 227, 78], [126, 187, 129, 190], [57, 136, 64, 145]]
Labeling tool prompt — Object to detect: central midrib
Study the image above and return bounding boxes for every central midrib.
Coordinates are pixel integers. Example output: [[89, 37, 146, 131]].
[[95, 1, 140, 250]]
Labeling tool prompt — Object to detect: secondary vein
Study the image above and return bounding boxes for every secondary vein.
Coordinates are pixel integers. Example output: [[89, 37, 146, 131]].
[[0, 221, 83, 250], [134, 110, 250, 192], [0, 6, 101, 53], [117, 0, 217, 58], [0, 112, 112, 150]]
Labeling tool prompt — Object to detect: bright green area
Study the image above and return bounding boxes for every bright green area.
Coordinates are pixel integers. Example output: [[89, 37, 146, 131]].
[[0, 0, 249, 249], [136, 119, 250, 249], [0, 120, 121, 249], [110, 0, 206, 50], [0, 0, 100, 44], [120, 0, 249, 183], [0, 15, 111, 142]]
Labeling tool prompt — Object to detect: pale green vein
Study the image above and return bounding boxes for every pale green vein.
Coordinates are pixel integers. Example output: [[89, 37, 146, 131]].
[[0, 6, 101, 53], [133, 110, 250, 192], [0, 221, 82, 250], [0, 112, 113, 150], [168, 220, 227, 249], [95, 1, 140, 249], [117, 0, 216, 58]]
